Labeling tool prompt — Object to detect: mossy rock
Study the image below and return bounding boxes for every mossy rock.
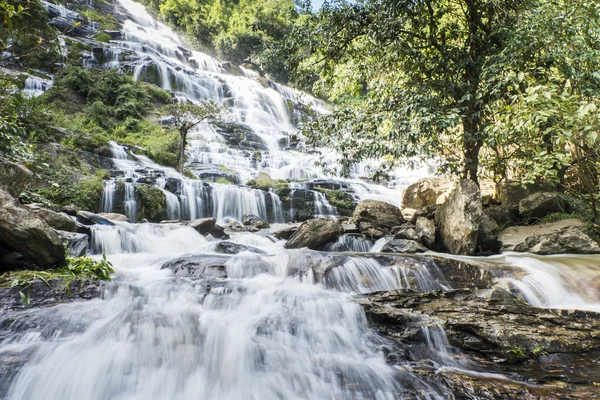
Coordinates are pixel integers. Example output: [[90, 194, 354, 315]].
[[135, 184, 166, 222]]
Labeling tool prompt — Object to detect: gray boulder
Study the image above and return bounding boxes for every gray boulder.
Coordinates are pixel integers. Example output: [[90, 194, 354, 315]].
[[401, 177, 454, 209], [352, 200, 405, 236], [186, 218, 226, 238], [242, 213, 270, 229], [76, 211, 115, 226], [392, 225, 421, 242], [213, 241, 264, 255], [58, 230, 89, 257], [496, 180, 556, 211], [271, 223, 300, 240], [0, 188, 65, 268], [435, 179, 482, 255], [519, 192, 567, 221], [477, 213, 501, 254], [380, 239, 428, 254], [23, 204, 77, 232], [415, 217, 436, 248], [284, 219, 344, 250], [98, 213, 130, 222], [0, 157, 34, 197]]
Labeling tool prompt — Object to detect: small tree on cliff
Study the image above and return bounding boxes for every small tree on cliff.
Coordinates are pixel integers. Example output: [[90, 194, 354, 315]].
[[164, 101, 224, 173]]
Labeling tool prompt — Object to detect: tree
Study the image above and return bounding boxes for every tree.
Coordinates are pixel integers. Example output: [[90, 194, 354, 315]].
[[164, 101, 224, 173], [294, 0, 534, 183]]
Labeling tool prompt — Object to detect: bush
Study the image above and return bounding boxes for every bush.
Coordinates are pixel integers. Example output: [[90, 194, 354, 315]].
[[135, 184, 166, 222]]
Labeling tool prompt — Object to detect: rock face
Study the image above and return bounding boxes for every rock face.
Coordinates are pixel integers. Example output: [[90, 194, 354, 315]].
[[23, 204, 77, 232], [241, 213, 270, 229], [352, 200, 405, 237], [498, 219, 600, 254], [435, 179, 482, 255], [58, 230, 89, 257], [0, 189, 65, 269], [415, 217, 435, 248], [0, 158, 34, 197], [519, 192, 567, 221], [363, 288, 600, 394], [380, 239, 428, 254], [401, 177, 453, 209], [284, 219, 343, 250]]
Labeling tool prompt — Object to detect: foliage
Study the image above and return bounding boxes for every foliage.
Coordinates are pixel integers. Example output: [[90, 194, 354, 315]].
[[0, 77, 33, 159], [1, 254, 114, 306], [138, 0, 301, 81], [80, 8, 119, 30], [215, 177, 232, 185], [135, 184, 166, 222], [37, 169, 107, 212], [163, 100, 224, 172]]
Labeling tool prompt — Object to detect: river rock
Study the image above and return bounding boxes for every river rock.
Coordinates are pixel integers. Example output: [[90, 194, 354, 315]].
[[477, 213, 501, 254], [519, 192, 567, 221], [241, 213, 270, 229], [380, 239, 428, 254], [284, 219, 343, 250], [435, 179, 482, 255], [0, 157, 34, 197], [0, 188, 65, 269], [497, 219, 600, 254], [401, 177, 453, 209], [76, 211, 115, 226], [392, 225, 421, 242], [270, 223, 300, 240], [352, 200, 405, 237], [58, 230, 89, 257], [496, 180, 556, 211], [213, 241, 264, 255], [186, 218, 226, 238], [98, 213, 130, 222], [161, 255, 229, 280], [415, 217, 435, 248], [23, 204, 77, 232], [60, 204, 79, 216]]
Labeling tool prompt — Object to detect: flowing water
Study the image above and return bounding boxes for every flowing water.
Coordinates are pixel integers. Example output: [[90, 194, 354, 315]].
[[4, 1, 600, 399]]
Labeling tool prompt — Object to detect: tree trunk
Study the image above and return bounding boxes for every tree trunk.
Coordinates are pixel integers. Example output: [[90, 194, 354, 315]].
[[462, 112, 482, 185], [177, 129, 187, 174]]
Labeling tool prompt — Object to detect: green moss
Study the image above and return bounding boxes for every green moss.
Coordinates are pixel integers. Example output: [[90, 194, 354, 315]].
[[183, 169, 198, 179], [94, 33, 112, 43], [80, 9, 119, 30], [135, 184, 166, 222], [539, 212, 582, 224], [247, 178, 290, 198], [215, 177, 233, 185], [315, 188, 357, 213], [507, 346, 527, 362], [37, 170, 106, 212]]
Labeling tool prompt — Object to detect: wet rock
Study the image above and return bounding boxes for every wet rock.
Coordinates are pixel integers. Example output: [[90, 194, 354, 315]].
[[496, 180, 556, 212], [187, 217, 216, 233], [415, 217, 435, 248], [286, 189, 316, 222], [352, 200, 405, 237], [512, 226, 600, 255], [435, 179, 482, 255], [76, 211, 115, 226], [57, 230, 89, 257], [381, 239, 428, 254], [392, 225, 421, 242], [97, 213, 130, 223], [519, 192, 568, 221], [60, 204, 79, 216], [477, 213, 501, 254], [223, 220, 248, 232], [23, 204, 77, 232], [213, 241, 264, 255], [0, 278, 103, 311], [341, 222, 360, 234], [0, 189, 65, 269], [270, 223, 300, 240], [0, 157, 34, 197], [161, 255, 229, 280], [242, 213, 270, 229], [0, 245, 38, 270], [284, 219, 343, 250], [401, 177, 454, 209]]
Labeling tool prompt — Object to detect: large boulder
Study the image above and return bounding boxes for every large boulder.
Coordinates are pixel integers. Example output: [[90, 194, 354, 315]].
[[352, 200, 405, 236], [401, 178, 454, 209], [497, 219, 600, 254], [270, 223, 300, 240], [518, 192, 567, 221], [242, 213, 270, 230], [284, 219, 344, 250], [57, 230, 89, 257], [76, 211, 115, 226], [0, 188, 65, 268], [435, 179, 482, 255], [98, 213, 130, 222], [23, 204, 77, 232], [186, 218, 227, 238], [0, 157, 34, 197], [380, 239, 428, 254], [496, 180, 556, 211]]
